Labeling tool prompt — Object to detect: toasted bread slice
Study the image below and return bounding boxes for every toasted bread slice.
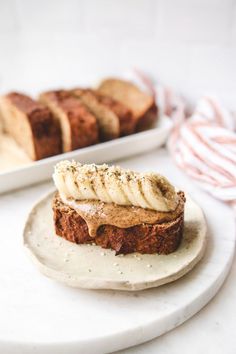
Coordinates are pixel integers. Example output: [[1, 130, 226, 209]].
[[98, 78, 158, 131], [53, 192, 185, 255], [39, 90, 99, 152], [72, 89, 120, 141], [0, 92, 62, 160]]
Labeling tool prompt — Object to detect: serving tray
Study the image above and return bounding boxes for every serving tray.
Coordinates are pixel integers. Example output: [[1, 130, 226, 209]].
[[0, 115, 171, 194]]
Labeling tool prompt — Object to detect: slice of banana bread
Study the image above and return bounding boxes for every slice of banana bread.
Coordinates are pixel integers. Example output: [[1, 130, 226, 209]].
[[39, 90, 99, 152], [98, 78, 158, 131], [71, 89, 120, 141], [72, 89, 136, 137], [53, 192, 185, 255], [0, 92, 62, 160]]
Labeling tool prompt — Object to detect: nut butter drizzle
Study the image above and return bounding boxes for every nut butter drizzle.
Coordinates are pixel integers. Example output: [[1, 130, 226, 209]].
[[61, 194, 184, 238]]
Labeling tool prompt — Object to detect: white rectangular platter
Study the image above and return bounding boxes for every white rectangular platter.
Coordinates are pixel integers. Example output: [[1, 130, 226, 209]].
[[0, 115, 171, 194]]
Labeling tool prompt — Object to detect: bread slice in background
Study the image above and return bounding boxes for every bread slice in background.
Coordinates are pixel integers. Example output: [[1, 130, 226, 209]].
[[98, 78, 158, 131], [93, 91, 136, 136], [0, 92, 62, 160], [72, 88, 136, 137], [39, 90, 99, 152], [72, 89, 120, 141]]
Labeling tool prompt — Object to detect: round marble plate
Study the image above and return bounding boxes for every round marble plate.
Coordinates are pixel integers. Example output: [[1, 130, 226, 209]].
[[1, 149, 235, 354], [23, 192, 207, 291]]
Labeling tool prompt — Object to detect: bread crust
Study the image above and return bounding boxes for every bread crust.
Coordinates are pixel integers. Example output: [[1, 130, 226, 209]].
[[53, 193, 185, 255], [0, 92, 62, 160]]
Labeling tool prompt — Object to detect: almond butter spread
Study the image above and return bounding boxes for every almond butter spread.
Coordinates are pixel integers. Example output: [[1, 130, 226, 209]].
[[59, 192, 184, 237]]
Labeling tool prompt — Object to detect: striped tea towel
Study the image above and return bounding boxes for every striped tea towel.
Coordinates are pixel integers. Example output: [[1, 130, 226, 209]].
[[125, 70, 236, 213]]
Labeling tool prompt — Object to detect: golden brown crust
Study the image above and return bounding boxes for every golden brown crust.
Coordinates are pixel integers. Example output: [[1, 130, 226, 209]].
[[39, 90, 99, 152], [53, 192, 185, 255], [2, 92, 62, 160]]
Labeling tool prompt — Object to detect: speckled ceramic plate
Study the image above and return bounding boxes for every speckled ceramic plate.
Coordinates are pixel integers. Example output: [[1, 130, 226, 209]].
[[23, 191, 207, 291]]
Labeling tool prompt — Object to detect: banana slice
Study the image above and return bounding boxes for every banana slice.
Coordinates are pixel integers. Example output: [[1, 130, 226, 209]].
[[119, 171, 138, 206], [53, 171, 70, 200], [91, 166, 113, 203], [141, 175, 167, 211], [141, 173, 177, 211], [128, 175, 152, 209], [104, 166, 130, 205], [76, 175, 97, 200], [65, 173, 82, 200]]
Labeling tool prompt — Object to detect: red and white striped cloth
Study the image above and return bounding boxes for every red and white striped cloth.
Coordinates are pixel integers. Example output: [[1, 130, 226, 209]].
[[125, 70, 236, 213]]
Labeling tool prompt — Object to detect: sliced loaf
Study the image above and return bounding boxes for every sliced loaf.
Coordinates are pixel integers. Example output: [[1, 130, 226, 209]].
[[39, 90, 99, 152], [0, 92, 62, 160]]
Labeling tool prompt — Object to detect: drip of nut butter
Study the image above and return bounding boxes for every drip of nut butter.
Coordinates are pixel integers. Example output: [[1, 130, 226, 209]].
[[60, 195, 184, 237], [53, 160, 178, 212]]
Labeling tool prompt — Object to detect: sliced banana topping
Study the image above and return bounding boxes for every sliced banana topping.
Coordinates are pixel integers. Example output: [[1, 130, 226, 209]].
[[53, 161, 178, 212]]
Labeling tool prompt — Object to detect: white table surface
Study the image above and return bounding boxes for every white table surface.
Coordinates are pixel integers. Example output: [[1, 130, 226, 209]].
[[1, 148, 235, 354], [117, 253, 236, 354]]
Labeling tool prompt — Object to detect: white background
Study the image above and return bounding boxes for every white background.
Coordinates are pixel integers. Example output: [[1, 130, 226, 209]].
[[0, 0, 235, 107]]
